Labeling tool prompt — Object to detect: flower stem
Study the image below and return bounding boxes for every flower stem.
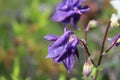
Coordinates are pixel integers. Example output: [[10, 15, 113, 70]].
[[97, 21, 111, 66], [80, 17, 97, 67], [79, 40, 97, 67], [94, 70, 99, 80], [81, 16, 87, 42], [94, 21, 111, 80]]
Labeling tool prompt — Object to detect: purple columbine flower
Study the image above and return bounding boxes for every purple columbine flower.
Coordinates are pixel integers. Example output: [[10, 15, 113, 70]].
[[44, 28, 79, 72], [108, 33, 120, 46], [51, 0, 90, 29]]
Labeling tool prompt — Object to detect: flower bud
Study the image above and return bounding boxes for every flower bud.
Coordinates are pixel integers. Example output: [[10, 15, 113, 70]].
[[110, 13, 119, 27], [85, 20, 97, 31], [89, 20, 97, 28], [83, 59, 92, 77]]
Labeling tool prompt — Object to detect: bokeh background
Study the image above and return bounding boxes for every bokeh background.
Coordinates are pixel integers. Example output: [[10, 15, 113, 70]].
[[0, 0, 120, 80]]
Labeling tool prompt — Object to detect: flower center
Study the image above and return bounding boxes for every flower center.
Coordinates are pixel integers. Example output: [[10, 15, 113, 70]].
[[73, 7, 78, 11], [72, 7, 82, 14], [69, 34, 75, 43]]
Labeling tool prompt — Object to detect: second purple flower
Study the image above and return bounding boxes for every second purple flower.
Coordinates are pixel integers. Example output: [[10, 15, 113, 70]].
[[51, 0, 90, 29]]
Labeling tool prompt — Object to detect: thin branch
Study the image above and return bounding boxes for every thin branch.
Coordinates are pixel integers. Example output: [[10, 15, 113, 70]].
[[81, 16, 87, 42], [94, 21, 111, 80], [97, 21, 111, 66], [79, 39, 97, 67]]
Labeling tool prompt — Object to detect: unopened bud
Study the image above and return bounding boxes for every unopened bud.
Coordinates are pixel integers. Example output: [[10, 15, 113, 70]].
[[110, 13, 119, 27], [89, 20, 97, 28], [86, 20, 97, 31], [83, 59, 92, 77]]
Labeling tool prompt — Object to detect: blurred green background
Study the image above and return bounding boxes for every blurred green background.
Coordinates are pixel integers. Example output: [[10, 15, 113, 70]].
[[0, 0, 120, 80]]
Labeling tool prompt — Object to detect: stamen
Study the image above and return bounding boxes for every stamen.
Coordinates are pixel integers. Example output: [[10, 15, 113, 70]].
[[69, 35, 75, 42]]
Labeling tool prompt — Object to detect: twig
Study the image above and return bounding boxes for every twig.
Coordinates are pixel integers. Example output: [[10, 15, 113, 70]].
[[97, 21, 111, 66], [81, 16, 87, 42], [79, 39, 97, 67], [94, 21, 111, 80]]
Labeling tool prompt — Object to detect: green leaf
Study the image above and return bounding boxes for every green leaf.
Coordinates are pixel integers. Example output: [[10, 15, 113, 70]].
[[11, 57, 20, 80]]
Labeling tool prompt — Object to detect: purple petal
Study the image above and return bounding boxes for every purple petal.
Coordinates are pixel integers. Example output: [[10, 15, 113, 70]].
[[51, 10, 76, 22], [62, 13, 81, 28], [47, 43, 69, 58], [108, 38, 115, 43], [57, 0, 79, 11], [64, 27, 67, 32], [62, 16, 71, 24], [62, 53, 75, 72], [51, 11, 68, 22], [80, 6, 90, 13], [108, 33, 120, 46], [116, 43, 120, 46], [46, 46, 64, 58], [73, 14, 80, 29], [71, 35, 79, 47], [50, 30, 72, 48], [108, 34, 120, 42], [77, 0, 85, 6], [56, 2, 67, 10], [53, 43, 70, 63], [44, 34, 59, 41], [69, 0, 79, 6]]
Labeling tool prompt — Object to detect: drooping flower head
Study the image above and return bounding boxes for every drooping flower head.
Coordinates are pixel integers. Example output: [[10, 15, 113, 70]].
[[44, 28, 79, 72], [108, 33, 120, 46], [51, 0, 90, 29]]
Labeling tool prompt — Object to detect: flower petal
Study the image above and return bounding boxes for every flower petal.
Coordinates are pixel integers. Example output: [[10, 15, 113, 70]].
[[69, 0, 79, 6], [80, 6, 90, 13], [54, 44, 70, 62], [51, 11, 68, 22], [57, 0, 79, 11], [108, 33, 120, 46], [77, 0, 85, 7], [46, 45, 64, 59], [73, 14, 80, 29], [51, 10, 77, 22], [62, 16, 71, 24], [71, 35, 79, 47], [50, 30, 72, 48], [44, 34, 59, 41], [56, 2, 67, 10], [53, 43, 70, 63], [62, 53, 75, 72]]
